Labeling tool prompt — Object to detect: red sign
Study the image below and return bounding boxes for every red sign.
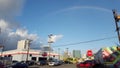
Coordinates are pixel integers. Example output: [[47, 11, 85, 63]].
[[87, 50, 93, 57], [42, 52, 47, 56]]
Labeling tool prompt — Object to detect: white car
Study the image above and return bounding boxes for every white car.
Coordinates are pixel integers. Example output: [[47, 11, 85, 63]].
[[48, 59, 60, 66]]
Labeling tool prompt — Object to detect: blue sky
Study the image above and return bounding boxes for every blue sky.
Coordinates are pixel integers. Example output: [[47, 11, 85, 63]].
[[16, 0, 120, 54]]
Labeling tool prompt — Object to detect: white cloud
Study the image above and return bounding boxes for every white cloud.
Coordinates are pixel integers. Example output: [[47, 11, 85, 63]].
[[0, 19, 40, 50], [16, 29, 28, 37], [9, 28, 39, 41], [0, 19, 9, 29], [0, 0, 34, 50]]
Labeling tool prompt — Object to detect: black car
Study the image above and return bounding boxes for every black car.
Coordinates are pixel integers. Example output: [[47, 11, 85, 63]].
[[37, 60, 47, 65], [0, 62, 5, 68], [12, 62, 28, 68], [26, 60, 36, 66]]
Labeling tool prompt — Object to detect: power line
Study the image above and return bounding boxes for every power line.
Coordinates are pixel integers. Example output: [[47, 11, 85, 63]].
[[53, 36, 117, 47]]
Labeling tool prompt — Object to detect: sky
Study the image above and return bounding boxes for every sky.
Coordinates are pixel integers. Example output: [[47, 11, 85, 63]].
[[0, 0, 120, 54]]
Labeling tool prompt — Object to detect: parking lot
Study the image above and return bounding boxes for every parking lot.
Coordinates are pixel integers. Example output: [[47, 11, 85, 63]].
[[29, 64, 76, 68]]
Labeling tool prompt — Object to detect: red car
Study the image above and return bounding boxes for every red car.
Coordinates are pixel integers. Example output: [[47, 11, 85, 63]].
[[76, 60, 95, 68]]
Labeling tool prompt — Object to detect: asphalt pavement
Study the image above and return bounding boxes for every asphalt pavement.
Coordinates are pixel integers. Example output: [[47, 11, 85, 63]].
[[29, 64, 76, 68]]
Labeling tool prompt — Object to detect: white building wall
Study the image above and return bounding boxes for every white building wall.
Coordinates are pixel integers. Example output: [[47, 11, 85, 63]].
[[0, 49, 59, 61], [12, 54, 23, 61], [17, 40, 29, 50], [13, 54, 32, 61], [0, 40, 59, 62]]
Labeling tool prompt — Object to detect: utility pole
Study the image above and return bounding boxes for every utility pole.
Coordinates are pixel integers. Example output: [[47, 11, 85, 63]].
[[0, 28, 5, 63], [48, 42, 51, 61], [26, 39, 32, 62], [113, 10, 120, 44], [48, 34, 54, 61], [58, 48, 60, 60]]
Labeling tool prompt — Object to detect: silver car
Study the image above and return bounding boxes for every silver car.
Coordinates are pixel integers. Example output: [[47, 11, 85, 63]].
[[48, 59, 60, 66]]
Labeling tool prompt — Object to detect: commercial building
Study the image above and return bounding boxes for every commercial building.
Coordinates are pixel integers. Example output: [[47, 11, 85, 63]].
[[73, 50, 81, 58], [0, 40, 59, 61]]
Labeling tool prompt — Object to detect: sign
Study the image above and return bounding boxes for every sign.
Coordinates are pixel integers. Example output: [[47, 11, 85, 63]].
[[42, 52, 47, 57], [87, 50, 93, 57]]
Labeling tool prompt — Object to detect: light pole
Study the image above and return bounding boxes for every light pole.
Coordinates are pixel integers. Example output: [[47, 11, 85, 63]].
[[48, 34, 54, 61]]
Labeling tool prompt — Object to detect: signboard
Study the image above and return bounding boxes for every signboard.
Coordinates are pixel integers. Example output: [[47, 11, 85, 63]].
[[42, 52, 47, 57], [87, 50, 93, 57]]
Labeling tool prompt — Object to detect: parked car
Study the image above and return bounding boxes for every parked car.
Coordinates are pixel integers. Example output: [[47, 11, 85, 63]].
[[26, 60, 36, 66], [0, 62, 5, 68], [37, 60, 47, 65], [7, 60, 19, 68], [58, 60, 64, 65], [48, 59, 61, 66], [76, 60, 96, 68], [11, 62, 28, 68], [12, 60, 19, 65]]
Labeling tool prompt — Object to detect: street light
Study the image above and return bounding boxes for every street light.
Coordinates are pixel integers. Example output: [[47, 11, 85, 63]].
[[48, 34, 54, 61]]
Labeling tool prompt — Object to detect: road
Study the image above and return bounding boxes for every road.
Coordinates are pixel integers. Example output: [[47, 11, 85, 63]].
[[29, 64, 76, 68]]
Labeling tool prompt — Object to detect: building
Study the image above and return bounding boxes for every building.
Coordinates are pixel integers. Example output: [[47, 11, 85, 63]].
[[0, 40, 59, 61], [73, 50, 81, 58]]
